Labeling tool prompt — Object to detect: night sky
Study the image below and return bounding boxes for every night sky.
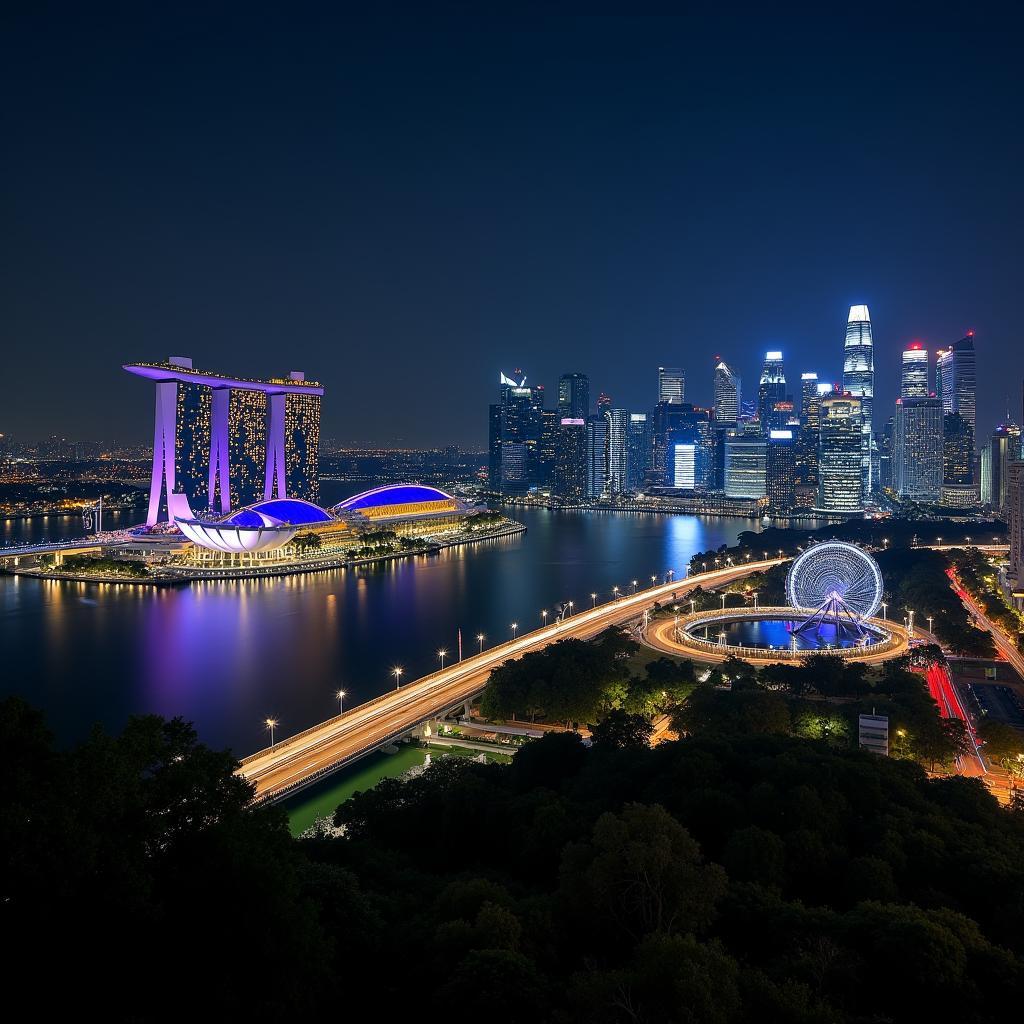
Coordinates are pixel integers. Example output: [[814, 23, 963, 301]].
[[3, 6, 1022, 447]]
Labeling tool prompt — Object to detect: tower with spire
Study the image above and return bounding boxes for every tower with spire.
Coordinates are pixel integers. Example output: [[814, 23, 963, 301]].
[[842, 304, 874, 495]]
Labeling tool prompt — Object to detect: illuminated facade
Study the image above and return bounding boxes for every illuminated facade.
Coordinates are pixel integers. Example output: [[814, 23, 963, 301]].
[[658, 366, 686, 405], [900, 345, 929, 398], [724, 433, 767, 499], [816, 394, 863, 513], [713, 360, 740, 421], [757, 351, 785, 431], [842, 304, 874, 493], [125, 358, 324, 526], [894, 397, 943, 502]]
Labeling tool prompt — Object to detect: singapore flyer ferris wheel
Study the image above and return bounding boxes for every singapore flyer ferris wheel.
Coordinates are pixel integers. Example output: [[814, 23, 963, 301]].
[[785, 541, 884, 620]]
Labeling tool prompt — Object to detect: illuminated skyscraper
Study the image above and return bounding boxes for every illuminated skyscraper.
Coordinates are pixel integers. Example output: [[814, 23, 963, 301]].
[[799, 373, 820, 427], [226, 388, 268, 510], [605, 408, 630, 494], [557, 373, 590, 420], [713, 359, 741, 421], [658, 366, 686, 405], [627, 413, 649, 490], [757, 351, 785, 431], [672, 442, 697, 489], [941, 412, 976, 507], [901, 344, 929, 398], [586, 415, 608, 498], [816, 394, 863, 513], [894, 397, 943, 502], [766, 429, 796, 510], [987, 425, 1021, 510], [553, 419, 587, 501], [935, 333, 976, 485], [282, 377, 321, 504], [842, 304, 874, 493], [724, 432, 767, 499], [175, 378, 212, 512]]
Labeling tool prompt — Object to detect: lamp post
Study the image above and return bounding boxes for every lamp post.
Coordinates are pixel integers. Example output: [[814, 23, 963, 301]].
[[937, 536, 942, 547], [690, 598, 696, 614], [591, 592, 598, 608], [510, 622, 518, 640], [651, 575, 657, 587], [392, 666, 403, 690], [567, 600, 574, 616], [541, 609, 548, 626], [881, 601, 887, 621], [927, 615, 933, 635], [753, 591, 759, 610], [265, 717, 278, 748], [438, 648, 447, 670], [667, 568, 675, 581], [702, 562, 707, 573], [720, 593, 727, 609], [612, 585, 620, 599], [632, 579, 638, 594], [335, 690, 346, 716], [477, 633, 485, 654], [907, 610, 915, 639]]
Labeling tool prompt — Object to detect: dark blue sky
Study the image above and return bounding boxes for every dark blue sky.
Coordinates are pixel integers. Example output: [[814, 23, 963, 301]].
[[3, 5, 1022, 446]]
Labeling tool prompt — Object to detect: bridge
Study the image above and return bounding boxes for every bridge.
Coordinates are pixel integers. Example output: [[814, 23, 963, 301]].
[[238, 557, 786, 801]]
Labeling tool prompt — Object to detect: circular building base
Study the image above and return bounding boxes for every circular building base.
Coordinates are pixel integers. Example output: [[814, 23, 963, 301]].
[[646, 606, 911, 665]]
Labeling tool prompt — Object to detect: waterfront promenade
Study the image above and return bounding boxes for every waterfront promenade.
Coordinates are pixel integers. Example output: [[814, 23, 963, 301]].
[[239, 557, 785, 801]]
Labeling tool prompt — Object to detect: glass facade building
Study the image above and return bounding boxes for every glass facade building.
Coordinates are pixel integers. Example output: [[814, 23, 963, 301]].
[[901, 345, 929, 398], [894, 397, 943, 502], [713, 359, 741, 422], [842, 304, 874, 493], [724, 433, 767, 499], [757, 351, 786, 432], [658, 366, 686, 405], [816, 394, 864, 513], [605, 408, 629, 494]]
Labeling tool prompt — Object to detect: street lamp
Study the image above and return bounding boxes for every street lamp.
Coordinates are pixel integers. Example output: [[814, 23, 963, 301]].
[[510, 622, 518, 640], [335, 690, 346, 715], [937, 536, 942, 547], [927, 616, 933, 635], [632, 579, 638, 593], [612, 585, 620, 598], [438, 648, 447, 669], [265, 717, 278, 748], [392, 666, 404, 690], [567, 600, 574, 615], [690, 598, 696, 614], [477, 633, 485, 653], [907, 609, 915, 638], [541, 609, 548, 626], [881, 601, 887, 621], [591, 592, 598, 608], [702, 562, 707, 573], [720, 593, 727, 609], [651, 575, 657, 586], [753, 591, 759, 610]]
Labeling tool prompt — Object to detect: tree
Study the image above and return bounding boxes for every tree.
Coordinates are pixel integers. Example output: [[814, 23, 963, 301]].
[[591, 709, 654, 750], [291, 531, 322, 553], [977, 719, 1024, 765]]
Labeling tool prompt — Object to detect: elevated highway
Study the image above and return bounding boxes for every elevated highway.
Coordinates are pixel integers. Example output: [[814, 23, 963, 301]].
[[238, 557, 786, 801]]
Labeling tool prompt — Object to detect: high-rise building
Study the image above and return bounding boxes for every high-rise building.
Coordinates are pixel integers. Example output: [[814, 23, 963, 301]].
[[175, 377, 212, 512], [605, 409, 629, 494], [842, 304, 874, 493], [901, 344, 929, 398], [596, 392, 612, 417], [586, 415, 608, 498], [935, 333, 977, 484], [1007, 460, 1024, 604], [799, 373, 820, 427], [757, 351, 786, 431], [724, 432, 767, 499], [553, 418, 588, 502], [537, 409, 559, 488], [488, 370, 542, 494], [557, 373, 590, 421], [816, 394, 864, 513], [987, 425, 1022, 510], [225, 388, 268, 510], [877, 416, 895, 493], [713, 359, 741, 422], [671, 442, 697, 489], [894, 397, 943, 502], [658, 367, 686, 405], [627, 413, 649, 491], [767, 400, 796, 434], [283, 380, 321, 504], [766, 429, 796, 510], [941, 412, 976, 507]]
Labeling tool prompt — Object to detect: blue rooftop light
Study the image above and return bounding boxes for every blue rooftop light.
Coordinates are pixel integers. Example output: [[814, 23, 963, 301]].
[[334, 484, 456, 512], [225, 498, 334, 527]]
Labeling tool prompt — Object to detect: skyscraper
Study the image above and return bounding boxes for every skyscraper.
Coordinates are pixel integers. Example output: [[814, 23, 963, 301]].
[[817, 394, 863, 513], [586, 415, 608, 498], [799, 373, 820, 427], [894, 397, 943, 502], [987, 425, 1021, 510], [724, 432, 767, 499], [842, 304, 874, 493], [901, 344, 929, 398], [553, 419, 587, 502], [283, 380, 321, 504], [671, 442, 697, 489], [658, 367, 686, 405], [626, 413, 649, 491], [757, 351, 786, 431], [766, 429, 796, 510], [713, 359, 741, 421], [488, 370, 541, 494], [935, 333, 977, 484], [557, 373, 590, 420], [605, 408, 629, 494], [941, 412, 976, 507]]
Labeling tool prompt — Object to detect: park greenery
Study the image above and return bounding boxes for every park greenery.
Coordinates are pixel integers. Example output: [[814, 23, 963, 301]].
[[6, 695, 1024, 1022], [57, 553, 149, 578], [290, 531, 323, 553], [463, 510, 508, 532]]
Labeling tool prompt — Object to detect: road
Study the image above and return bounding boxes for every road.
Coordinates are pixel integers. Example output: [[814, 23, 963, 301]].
[[947, 568, 1024, 680], [239, 557, 785, 801], [921, 662, 986, 777]]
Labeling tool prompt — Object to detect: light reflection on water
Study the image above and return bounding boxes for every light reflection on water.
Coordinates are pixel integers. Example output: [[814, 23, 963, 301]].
[[2, 493, 777, 755]]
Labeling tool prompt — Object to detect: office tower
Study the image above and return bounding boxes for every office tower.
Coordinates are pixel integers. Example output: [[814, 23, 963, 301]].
[[488, 404, 503, 489], [935, 333, 977, 480], [988, 426, 1022, 510], [980, 446, 993, 504], [586, 415, 608, 498], [767, 399, 796, 433], [596, 392, 612, 416], [282, 379, 321, 504], [658, 367, 686, 405], [670, 442, 697, 488], [557, 373, 590, 420], [713, 359, 741, 421], [1008, 460, 1024, 599], [537, 409, 559, 488], [553, 419, 588, 501], [757, 351, 786, 431], [842, 304, 874, 493], [817, 394, 864, 513], [605, 408, 629, 494], [766, 429, 796, 510], [799, 373, 820, 425], [627, 413, 649, 491], [669, 405, 713, 490], [724, 432, 767, 499], [893, 397, 943, 502], [490, 370, 541, 494], [941, 412, 976, 507], [901, 344, 929, 398]]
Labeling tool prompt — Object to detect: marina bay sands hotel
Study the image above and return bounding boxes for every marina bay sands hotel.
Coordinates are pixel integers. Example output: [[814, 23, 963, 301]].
[[124, 358, 322, 526]]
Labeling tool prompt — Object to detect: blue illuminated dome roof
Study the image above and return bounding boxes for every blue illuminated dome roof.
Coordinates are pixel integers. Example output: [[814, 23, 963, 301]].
[[333, 484, 456, 512], [224, 498, 335, 527]]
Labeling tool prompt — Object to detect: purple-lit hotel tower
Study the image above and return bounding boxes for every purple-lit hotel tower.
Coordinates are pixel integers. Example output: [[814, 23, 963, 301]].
[[124, 357, 322, 525]]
